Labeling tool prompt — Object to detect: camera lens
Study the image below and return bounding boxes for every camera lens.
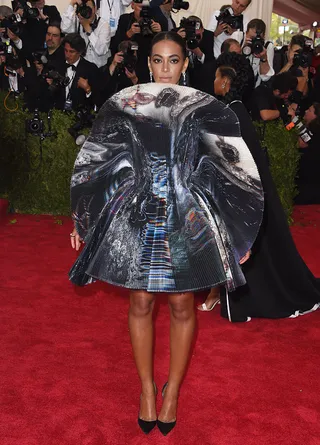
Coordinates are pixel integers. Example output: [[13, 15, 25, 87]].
[[30, 121, 41, 132]]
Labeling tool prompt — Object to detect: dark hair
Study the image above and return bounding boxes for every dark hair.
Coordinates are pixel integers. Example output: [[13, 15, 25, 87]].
[[187, 15, 203, 29], [308, 102, 320, 134], [216, 52, 250, 102], [247, 18, 266, 35], [272, 72, 298, 93], [63, 33, 86, 54], [290, 34, 306, 49], [47, 22, 63, 36], [221, 38, 240, 54], [150, 31, 187, 59]]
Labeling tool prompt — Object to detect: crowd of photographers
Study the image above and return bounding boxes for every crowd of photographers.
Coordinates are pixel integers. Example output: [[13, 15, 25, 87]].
[[1, 0, 320, 201]]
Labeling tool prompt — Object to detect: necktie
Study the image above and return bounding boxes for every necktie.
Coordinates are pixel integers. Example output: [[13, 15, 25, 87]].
[[66, 64, 76, 71]]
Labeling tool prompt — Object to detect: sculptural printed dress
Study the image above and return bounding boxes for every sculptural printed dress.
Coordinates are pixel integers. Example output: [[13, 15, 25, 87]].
[[69, 84, 264, 293]]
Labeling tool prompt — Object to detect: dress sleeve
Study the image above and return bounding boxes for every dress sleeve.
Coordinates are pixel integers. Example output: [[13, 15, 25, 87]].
[[70, 98, 136, 239], [191, 102, 264, 262]]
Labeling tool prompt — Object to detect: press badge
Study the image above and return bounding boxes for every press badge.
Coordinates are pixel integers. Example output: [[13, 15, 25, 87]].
[[109, 17, 116, 29]]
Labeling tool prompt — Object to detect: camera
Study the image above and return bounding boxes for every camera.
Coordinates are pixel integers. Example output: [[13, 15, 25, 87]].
[[41, 67, 71, 93], [68, 107, 95, 146], [0, 14, 23, 39], [118, 41, 138, 73], [26, 109, 44, 135], [216, 7, 243, 31], [243, 30, 265, 57], [286, 116, 313, 143], [172, 0, 189, 10], [0, 42, 23, 74], [75, 0, 93, 19], [138, 4, 153, 37], [293, 48, 312, 69], [180, 17, 201, 50], [12, 0, 40, 19]]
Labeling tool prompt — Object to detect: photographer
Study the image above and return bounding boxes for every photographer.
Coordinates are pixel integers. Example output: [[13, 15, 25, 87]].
[[44, 23, 65, 74], [208, 0, 252, 59], [8, 1, 61, 60], [277, 34, 314, 115], [151, 0, 176, 32], [177, 16, 215, 94], [111, 0, 162, 83], [19, 52, 56, 111], [242, 19, 274, 88], [99, 40, 139, 103], [61, 0, 111, 68], [0, 42, 26, 94], [52, 33, 101, 111], [295, 103, 320, 205], [98, 0, 132, 36], [251, 71, 298, 122]]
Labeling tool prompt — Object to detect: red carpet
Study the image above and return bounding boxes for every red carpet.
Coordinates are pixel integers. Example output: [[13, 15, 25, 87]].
[[0, 206, 320, 445]]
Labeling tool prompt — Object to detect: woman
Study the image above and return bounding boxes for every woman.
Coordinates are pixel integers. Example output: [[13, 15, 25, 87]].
[[295, 103, 320, 205], [199, 52, 320, 321], [69, 33, 263, 434]]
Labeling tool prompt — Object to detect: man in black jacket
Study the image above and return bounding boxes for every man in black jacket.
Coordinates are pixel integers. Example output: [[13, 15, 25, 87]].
[[178, 16, 216, 94], [10, 0, 61, 59], [150, 0, 176, 32], [52, 33, 101, 111], [110, 0, 163, 83]]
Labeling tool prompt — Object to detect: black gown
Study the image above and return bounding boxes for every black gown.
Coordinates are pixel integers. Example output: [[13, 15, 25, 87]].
[[220, 100, 320, 322], [69, 85, 264, 292]]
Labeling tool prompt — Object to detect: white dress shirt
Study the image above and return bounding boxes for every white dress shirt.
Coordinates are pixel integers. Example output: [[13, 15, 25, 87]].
[[98, 0, 132, 36], [248, 42, 275, 88], [61, 5, 111, 68], [207, 9, 249, 59], [65, 57, 80, 99]]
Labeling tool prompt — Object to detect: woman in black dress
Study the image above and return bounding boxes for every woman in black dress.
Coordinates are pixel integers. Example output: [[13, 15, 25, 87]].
[[199, 52, 320, 321], [69, 33, 263, 434]]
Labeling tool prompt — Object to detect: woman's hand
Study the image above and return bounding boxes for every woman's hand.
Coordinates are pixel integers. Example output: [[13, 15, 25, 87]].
[[70, 227, 83, 251], [239, 250, 251, 265]]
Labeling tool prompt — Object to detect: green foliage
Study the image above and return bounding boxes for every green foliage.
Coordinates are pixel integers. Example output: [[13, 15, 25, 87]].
[[0, 93, 300, 222], [254, 120, 300, 224], [0, 92, 80, 215]]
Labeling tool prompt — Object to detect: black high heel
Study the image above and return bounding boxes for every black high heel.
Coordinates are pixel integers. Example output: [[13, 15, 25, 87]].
[[157, 382, 177, 436], [138, 382, 157, 434]]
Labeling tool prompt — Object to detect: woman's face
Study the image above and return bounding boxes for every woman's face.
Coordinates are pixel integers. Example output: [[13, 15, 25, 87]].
[[214, 68, 230, 97], [304, 105, 316, 124], [149, 40, 188, 85]]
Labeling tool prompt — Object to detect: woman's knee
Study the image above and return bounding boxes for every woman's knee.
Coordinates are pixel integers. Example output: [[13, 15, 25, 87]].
[[130, 290, 155, 317], [168, 292, 194, 321]]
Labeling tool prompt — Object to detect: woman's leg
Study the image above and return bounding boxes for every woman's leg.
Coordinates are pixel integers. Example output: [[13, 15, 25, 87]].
[[158, 291, 195, 422], [129, 290, 156, 421]]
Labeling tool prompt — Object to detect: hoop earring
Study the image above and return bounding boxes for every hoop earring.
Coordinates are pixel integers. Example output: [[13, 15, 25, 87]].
[[149, 71, 153, 83], [182, 71, 187, 86]]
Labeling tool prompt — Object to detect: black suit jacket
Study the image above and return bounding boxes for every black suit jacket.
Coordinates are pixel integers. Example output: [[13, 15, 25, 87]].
[[21, 5, 61, 59], [150, 6, 176, 32], [111, 12, 160, 83], [188, 29, 216, 94], [55, 58, 101, 111]]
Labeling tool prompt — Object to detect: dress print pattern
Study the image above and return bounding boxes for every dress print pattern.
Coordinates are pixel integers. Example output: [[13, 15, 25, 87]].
[[69, 84, 264, 292]]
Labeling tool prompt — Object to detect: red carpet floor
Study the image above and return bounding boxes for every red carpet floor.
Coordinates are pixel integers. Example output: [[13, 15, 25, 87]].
[[0, 206, 320, 445]]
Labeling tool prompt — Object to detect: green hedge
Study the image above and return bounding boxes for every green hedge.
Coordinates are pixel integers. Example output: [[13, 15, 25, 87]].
[[254, 120, 300, 223], [0, 93, 300, 219], [0, 93, 80, 215]]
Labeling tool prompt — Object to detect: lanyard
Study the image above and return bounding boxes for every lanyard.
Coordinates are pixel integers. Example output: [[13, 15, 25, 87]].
[[106, 0, 115, 12]]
